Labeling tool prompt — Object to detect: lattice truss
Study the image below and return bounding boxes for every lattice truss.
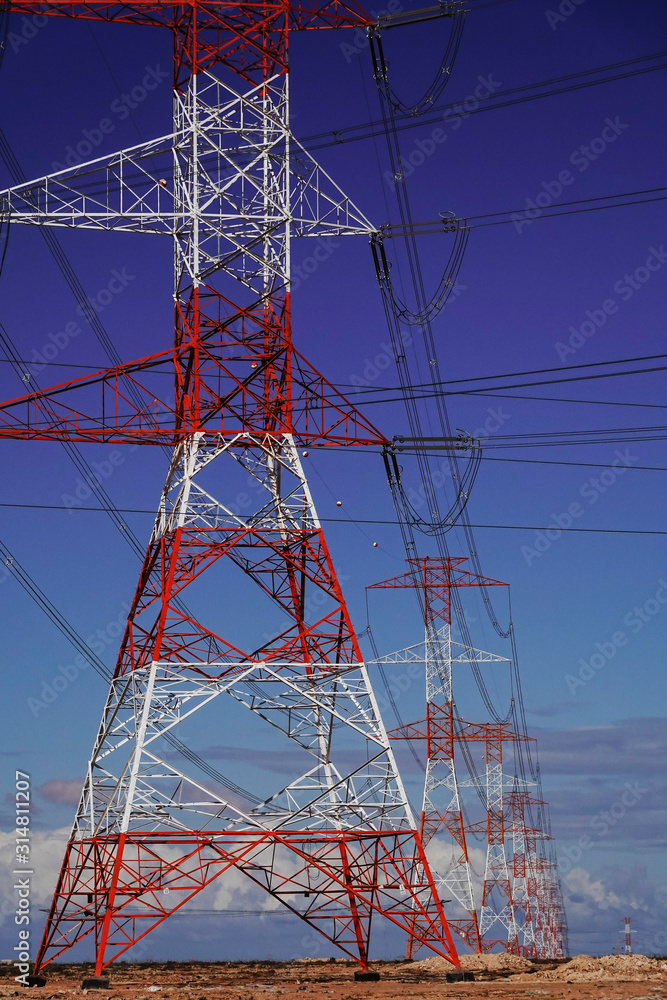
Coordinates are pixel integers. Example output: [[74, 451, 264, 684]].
[[0, 0, 461, 977], [366, 557, 564, 959], [0, 74, 371, 282], [370, 625, 508, 954], [373, 627, 548, 957]]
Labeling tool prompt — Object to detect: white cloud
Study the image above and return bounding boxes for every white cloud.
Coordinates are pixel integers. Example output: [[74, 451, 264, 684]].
[[565, 867, 621, 911], [563, 864, 667, 956], [0, 826, 69, 928]]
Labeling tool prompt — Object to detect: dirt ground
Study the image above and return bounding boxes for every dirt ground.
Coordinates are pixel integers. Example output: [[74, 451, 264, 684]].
[[1, 956, 665, 1000]]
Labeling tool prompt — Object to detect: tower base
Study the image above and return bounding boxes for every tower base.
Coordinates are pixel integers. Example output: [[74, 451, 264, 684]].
[[25, 975, 47, 988]]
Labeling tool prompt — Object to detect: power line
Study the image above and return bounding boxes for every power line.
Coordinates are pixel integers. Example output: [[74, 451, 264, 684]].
[[375, 186, 667, 241], [301, 49, 667, 151], [334, 362, 667, 408], [0, 322, 143, 559], [370, 20, 514, 732], [338, 351, 667, 393], [466, 185, 667, 224], [474, 191, 667, 228], [477, 455, 667, 474], [339, 521, 666, 536], [4, 349, 666, 384], [2, 501, 665, 535], [4, 356, 660, 415], [464, 391, 667, 411], [331, 450, 667, 473]]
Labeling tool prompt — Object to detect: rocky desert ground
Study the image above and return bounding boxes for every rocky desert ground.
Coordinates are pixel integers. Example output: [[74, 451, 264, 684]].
[[1, 954, 665, 1000]]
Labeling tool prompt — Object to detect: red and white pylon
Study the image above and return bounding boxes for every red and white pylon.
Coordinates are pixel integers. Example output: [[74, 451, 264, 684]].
[[369, 627, 511, 953], [472, 723, 528, 954], [365, 557, 567, 958], [0, 0, 460, 977], [367, 557, 509, 955]]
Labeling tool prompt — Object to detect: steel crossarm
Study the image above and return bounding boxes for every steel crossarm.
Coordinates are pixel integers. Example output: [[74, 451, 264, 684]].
[[369, 628, 510, 666], [0, 354, 389, 446], [0, 78, 374, 243]]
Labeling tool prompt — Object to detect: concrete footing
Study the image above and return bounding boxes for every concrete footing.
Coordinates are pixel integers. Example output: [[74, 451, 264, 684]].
[[81, 977, 110, 990], [354, 971, 381, 982], [25, 975, 47, 988]]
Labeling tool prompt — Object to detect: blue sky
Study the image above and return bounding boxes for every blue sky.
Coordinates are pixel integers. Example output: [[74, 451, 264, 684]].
[[0, 0, 666, 964]]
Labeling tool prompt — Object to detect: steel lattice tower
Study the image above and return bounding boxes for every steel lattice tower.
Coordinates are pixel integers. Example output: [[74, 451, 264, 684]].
[[0, 0, 460, 977], [366, 557, 564, 958], [509, 790, 554, 957], [369, 627, 513, 955], [473, 723, 522, 953], [367, 557, 508, 955]]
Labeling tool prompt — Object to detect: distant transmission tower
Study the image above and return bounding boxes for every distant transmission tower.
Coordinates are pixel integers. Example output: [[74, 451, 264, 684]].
[[509, 790, 550, 956], [624, 916, 633, 955], [0, 0, 460, 981], [472, 722, 531, 954], [366, 556, 566, 959], [367, 556, 508, 954]]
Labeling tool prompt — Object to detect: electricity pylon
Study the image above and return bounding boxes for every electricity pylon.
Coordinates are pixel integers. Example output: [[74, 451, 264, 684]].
[[369, 627, 511, 954], [367, 557, 507, 954], [474, 723, 524, 953], [509, 790, 554, 956], [0, 0, 459, 977]]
